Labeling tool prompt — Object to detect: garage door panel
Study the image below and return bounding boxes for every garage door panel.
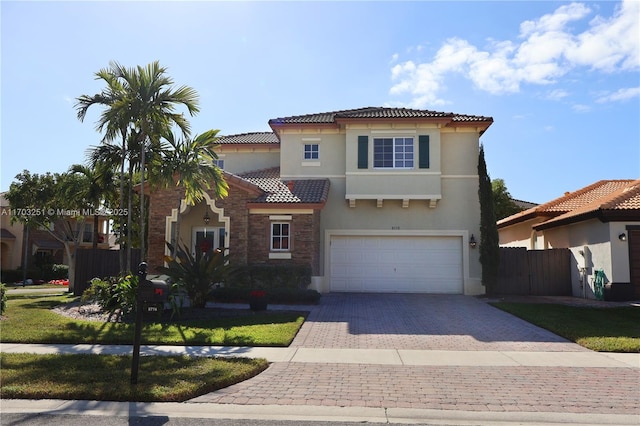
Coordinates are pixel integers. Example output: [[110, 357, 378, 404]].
[[330, 235, 463, 293]]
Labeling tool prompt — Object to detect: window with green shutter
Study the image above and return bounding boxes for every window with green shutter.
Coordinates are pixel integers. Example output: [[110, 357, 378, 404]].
[[419, 135, 430, 169], [358, 136, 368, 169]]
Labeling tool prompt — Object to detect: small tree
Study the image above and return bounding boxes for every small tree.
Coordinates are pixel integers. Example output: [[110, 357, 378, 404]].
[[492, 178, 525, 220], [478, 145, 499, 295]]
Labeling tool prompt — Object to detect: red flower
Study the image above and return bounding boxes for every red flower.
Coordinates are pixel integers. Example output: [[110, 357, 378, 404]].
[[250, 290, 266, 298]]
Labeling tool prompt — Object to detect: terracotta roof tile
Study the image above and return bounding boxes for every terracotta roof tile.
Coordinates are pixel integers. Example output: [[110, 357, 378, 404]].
[[269, 107, 492, 125], [217, 132, 279, 145], [238, 168, 329, 205], [499, 179, 640, 229]]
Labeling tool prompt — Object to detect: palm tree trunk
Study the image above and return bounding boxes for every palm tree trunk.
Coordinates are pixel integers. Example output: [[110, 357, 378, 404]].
[[127, 161, 133, 272], [140, 142, 146, 262], [119, 130, 126, 274]]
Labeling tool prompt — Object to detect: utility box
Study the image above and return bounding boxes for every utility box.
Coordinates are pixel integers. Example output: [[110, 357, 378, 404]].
[[139, 279, 169, 304]]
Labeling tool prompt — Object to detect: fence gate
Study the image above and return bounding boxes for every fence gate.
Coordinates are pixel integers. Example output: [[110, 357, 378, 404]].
[[74, 249, 141, 296], [495, 248, 571, 296]]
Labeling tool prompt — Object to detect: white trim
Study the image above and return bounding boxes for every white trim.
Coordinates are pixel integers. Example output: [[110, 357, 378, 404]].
[[345, 194, 442, 200], [281, 174, 344, 179], [370, 130, 417, 134], [269, 215, 292, 221], [269, 252, 292, 259], [302, 161, 321, 167], [442, 175, 478, 179], [346, 171, 440, 176], [250, 208, 313, 214], [301, 137, 321, 141]]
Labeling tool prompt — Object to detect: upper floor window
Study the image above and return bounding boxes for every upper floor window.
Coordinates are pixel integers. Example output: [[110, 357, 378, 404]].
[[304, 144, 319, 160], [373, 137, 414, 169], [271, 222, 290, 251], [213, 159, 224, 169]]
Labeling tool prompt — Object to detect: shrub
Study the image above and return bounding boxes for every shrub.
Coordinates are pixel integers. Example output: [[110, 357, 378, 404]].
[[211, 287, 321, 305], [159, 243, 235, 309], [82, 274, 138, 320], [0, 269, 22, 284], [44, 264, 69, 281], [0, 283, 6, 315], [227, 264, 312, 290]]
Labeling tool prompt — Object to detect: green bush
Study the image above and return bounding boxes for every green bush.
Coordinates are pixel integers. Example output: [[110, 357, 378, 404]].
[[41, 264, 69, 281], [227, 264, 312, 290], [0, 283, 6, 315], [0, 269, 22, 284], [81, 274, 138, 319], [211, 287, 320, 305]]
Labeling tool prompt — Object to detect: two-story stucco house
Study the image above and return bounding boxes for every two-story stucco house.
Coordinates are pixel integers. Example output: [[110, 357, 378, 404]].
[[147, 107, 493, 294]]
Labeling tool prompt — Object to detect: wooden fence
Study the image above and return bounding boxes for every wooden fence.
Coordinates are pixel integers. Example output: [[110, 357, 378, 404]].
[[73, 249, 141, 296], [495, 247, 571, 296]]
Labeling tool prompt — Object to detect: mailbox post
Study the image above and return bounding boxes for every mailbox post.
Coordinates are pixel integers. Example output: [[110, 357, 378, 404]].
[[130, 262, 169, 385]]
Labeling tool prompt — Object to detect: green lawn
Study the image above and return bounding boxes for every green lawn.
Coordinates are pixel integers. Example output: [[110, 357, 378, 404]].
[[491, 302, 640, 352], [1, 294, 306, 346], [0, 293, 305, 401], [0, 352, 268, 402]]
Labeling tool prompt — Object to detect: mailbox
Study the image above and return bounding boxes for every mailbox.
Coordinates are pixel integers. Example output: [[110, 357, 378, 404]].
[[139, 278, 169, 304]]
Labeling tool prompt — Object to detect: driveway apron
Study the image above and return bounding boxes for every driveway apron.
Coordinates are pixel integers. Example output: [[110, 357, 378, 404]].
[[191, 293, 640, 416]]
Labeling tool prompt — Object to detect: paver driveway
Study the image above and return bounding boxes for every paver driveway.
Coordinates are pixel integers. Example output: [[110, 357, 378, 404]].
[[192, 293, 639, 415], [291, 293, 586, 351]]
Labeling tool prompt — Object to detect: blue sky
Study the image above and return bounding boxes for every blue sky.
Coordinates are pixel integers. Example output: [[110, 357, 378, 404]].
[[2, 1, 638, 203]]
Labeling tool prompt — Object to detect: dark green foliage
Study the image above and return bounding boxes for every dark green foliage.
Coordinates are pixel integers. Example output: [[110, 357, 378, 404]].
[[212, 287, 321, 305], [1, 269, 24, 284], [159, 243, 234, 308], [478, 145, 500, 294], [492, 178, 525, 220], [0, 283, 6, 315], [228, 264, 312, 289], [81, 274, 138, 319]]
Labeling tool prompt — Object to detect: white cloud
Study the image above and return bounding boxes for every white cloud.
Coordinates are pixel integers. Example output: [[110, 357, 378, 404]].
[[572, 103, 591, 112], [596, 87, 640, 103], [546, 89, 570, 100], [390, 0, 639, 107]]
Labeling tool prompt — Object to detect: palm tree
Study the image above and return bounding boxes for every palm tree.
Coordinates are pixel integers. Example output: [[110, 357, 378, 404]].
[[161, 130, 229, 256], [76, 61, 200, 267]]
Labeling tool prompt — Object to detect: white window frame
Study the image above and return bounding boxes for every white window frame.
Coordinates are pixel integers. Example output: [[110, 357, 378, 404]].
[[373, 137, 414, 169], [303, 143, 319, 160], [270, 222, 290, 252]]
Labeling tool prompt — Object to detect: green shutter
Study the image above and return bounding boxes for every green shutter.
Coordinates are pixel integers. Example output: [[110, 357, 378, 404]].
[[418, 135, 430, 168], [357, 136, 368, 169]]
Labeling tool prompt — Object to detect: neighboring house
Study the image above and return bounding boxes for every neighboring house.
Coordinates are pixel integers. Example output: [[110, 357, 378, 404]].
[[1, 192, 24, 271], [497, 179, 640, 299], [1, 191, 114, 276], [147, 107, 493, 294]]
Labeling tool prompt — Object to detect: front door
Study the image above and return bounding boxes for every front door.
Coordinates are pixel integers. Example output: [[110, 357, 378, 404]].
[[193, 227, 215, 260]]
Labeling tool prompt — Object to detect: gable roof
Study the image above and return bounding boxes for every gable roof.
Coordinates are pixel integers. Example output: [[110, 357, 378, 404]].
[[498, 179, 640, 230], [233, 167, 330, 207], [268, 106, 493, 135]]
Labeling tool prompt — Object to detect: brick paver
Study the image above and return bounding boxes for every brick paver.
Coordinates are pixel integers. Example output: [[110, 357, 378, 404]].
[[291, 293, 586, 351], [192, 362, 639, 414], [190, 294, 638, 415]]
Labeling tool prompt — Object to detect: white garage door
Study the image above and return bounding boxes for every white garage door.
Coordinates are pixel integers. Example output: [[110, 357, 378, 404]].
[[330, 235, 463, 293]]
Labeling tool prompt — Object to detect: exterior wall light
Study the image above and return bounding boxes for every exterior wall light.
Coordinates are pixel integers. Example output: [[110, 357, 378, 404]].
[[469, 234, 477, 248], [618, 232, 627, 241], [203, 210, 211, 225]]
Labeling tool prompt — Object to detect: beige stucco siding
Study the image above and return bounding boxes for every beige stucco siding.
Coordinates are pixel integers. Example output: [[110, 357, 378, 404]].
[[217, 149, 280, 175], [440, 130, 480, 175], [279, 131, 345, 178]]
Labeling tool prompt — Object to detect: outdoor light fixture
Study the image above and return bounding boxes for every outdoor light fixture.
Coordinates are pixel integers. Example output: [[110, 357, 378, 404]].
[[469, 234, 477, 248], [619, 232, 627, 241], [203, 210, 210, 225]]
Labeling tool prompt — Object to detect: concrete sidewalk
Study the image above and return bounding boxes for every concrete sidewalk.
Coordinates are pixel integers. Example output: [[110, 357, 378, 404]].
[[1, 342, 638, 368]]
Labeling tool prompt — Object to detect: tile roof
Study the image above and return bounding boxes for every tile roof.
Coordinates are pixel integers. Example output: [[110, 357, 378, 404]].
[[1, 228, 16, 239], [498, 179, 640, 229], [268, 107, 493, 125], [237, 167, 330, 205], [217, 132, 279, 145]]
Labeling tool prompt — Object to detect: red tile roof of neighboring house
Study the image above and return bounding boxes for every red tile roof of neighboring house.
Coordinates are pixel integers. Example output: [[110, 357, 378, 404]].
[[234, 167, 330, 206], [268, 107, 493, 134], [498, 179, 640, 230]]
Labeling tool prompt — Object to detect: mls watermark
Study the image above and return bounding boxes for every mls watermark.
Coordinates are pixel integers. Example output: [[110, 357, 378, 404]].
[[1, 207, 128, 217]]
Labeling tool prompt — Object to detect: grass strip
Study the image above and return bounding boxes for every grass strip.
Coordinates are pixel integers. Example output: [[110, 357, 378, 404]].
[[0, 352, 268, 401], [491, 303, 640, 352]]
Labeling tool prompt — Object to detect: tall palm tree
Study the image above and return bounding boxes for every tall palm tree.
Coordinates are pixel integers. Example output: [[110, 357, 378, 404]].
[[76, 61, 199, 267], [160, 130, 229, 256]]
